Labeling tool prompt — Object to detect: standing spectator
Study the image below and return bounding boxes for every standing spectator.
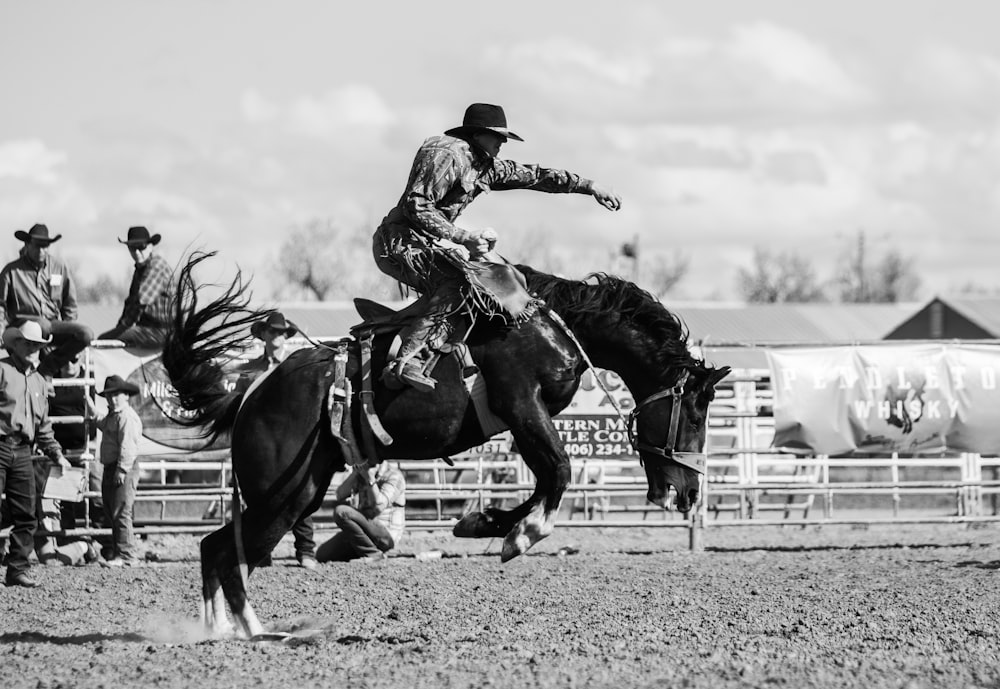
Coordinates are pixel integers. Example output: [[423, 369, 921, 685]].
[[0, 224, 94, 377], [98, 226, 174, 349], [315, 461, 406, 563], [0, 318, 71, 587], [92, 374, 143, 566], [236, 312, 317, 569]]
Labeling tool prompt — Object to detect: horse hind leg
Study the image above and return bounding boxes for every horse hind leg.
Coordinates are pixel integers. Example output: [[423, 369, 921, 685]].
[[200, 525, 267, 639], [200, 529, 236, 638], [500, 498, 562, 562]]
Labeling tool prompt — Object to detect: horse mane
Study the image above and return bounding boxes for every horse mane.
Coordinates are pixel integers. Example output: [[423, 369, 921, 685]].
[[517, 264, 698, 371], [161, 250, 272, 438]]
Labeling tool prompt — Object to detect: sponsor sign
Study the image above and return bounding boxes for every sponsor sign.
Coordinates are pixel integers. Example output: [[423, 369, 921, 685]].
[[552, 369, 637, 459], [90, 347, 245, 454], [767, 344, 1000, 455]]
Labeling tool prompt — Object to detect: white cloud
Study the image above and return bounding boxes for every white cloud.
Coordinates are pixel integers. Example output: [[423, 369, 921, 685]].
[[242, 84, 397, 141], [727, 22, 869, 103], [0, 139, 69, 185], [488, 38, 650, 89]]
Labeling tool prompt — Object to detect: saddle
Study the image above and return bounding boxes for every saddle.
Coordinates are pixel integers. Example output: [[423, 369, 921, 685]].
[[350, 258, 542, 342]]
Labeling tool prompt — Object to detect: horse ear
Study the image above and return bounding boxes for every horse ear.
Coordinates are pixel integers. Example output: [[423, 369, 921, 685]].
[[694, 365, 731, 404], [709, 366, 732, 388]]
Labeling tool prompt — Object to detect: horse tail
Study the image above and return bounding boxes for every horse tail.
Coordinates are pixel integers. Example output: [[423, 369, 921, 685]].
[[161, 250, 271, 440]]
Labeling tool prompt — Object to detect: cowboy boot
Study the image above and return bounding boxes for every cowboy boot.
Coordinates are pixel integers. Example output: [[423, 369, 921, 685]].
[[385, 316, 439, 393]]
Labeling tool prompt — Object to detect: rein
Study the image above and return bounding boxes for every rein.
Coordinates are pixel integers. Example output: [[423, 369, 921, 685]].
[[545, 308, 704, 473]]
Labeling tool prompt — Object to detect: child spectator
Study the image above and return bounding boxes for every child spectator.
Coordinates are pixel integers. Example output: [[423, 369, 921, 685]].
[[92, 374, 143, 566]]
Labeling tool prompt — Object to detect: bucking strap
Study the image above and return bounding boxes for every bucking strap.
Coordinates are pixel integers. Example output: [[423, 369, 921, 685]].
[[358, 330, 393, 455]]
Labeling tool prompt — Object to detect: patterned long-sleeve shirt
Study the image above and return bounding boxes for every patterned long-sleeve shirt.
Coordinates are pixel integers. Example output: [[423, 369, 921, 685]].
[[378, 135, 593, 244], [0, 356, 65, 460], [96, 405, 142, 473], [117, 252, 174, 329], [0, 250, 79, 325], [335, 462, 406, 544]]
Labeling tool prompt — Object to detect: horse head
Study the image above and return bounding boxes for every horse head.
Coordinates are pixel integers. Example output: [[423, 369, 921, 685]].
[[631, 363, 731, 513]]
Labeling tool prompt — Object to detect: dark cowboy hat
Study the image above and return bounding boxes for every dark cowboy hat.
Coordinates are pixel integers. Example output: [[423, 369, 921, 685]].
[[250, 312, 297, 340], [14, 223, 62, 245], [444, 103, 524, 142], [118, 226, 161, 247], [2, 318, 53, 348], [99, 374, 140, 397]]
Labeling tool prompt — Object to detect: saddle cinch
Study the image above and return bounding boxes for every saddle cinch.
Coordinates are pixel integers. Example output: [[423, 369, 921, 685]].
[[327, 259, 539, 466]]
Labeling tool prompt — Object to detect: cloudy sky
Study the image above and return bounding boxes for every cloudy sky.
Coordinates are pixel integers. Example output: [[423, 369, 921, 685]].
[[2, 0, 999, 300]]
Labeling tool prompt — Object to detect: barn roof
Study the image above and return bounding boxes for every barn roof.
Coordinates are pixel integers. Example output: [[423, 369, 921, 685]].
[[938, 297, 1000, 337]]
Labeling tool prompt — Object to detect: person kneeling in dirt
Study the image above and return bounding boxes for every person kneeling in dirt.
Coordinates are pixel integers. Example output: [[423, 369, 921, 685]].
[[316, 461, 406, 562]]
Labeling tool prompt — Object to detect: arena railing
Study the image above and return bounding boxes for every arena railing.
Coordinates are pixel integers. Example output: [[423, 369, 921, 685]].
[[20, 340, 1000, 551]]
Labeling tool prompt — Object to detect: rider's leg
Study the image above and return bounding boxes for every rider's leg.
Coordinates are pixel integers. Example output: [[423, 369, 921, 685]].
[[386, 285, 461, 392]]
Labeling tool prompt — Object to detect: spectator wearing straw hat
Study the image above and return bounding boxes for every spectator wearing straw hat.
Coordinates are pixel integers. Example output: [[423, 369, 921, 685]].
[[98, 226, 175, 349], [0, 224, 94, 378], [236, 312, 317, 569], [91, 374, 143, 566], [0, 318, 70, 587]]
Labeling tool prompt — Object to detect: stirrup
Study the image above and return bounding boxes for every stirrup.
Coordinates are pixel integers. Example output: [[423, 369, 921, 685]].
[[398, 360, 437, 393]]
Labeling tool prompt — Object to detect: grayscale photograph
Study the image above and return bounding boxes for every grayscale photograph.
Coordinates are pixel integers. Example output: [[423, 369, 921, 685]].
[[1, 1, 998, 688]]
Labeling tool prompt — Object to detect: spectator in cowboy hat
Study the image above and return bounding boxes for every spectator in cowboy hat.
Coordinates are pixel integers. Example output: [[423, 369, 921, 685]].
[[234, 312, 317, 569], [98, 226, 175, 349], [90, 374, 143, 566], [372, 102, 622, 392], [0, 223, 94, 378], [0, 318, 70, 587]]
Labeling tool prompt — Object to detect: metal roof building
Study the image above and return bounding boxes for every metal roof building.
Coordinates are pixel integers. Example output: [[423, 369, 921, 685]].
[[885, 297, 1000, 340]]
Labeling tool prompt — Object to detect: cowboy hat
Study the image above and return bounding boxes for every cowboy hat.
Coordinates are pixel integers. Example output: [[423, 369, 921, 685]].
[[2, 318, 53, 349], [14, 223, 62, 245], [444, 103, 524, 142], [118, 226, 161, 247], [250, 312, 297, 339], [98, 374, 140, 397]]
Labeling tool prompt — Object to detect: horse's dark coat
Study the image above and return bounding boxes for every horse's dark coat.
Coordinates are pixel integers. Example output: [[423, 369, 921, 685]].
[[162, 251, 729, 634]]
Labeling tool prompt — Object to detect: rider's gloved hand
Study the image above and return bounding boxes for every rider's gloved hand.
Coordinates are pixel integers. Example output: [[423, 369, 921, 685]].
[[460, 230, 490, 258], [481, 228, 498, 252]]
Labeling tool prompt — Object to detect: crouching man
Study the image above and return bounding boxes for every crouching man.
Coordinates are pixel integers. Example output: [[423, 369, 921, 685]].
[[316, 461, 406, 562]]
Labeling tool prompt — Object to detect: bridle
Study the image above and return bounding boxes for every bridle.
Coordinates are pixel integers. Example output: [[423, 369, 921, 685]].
[[626, 369, 706, 474], [542, 309, 706, 474]]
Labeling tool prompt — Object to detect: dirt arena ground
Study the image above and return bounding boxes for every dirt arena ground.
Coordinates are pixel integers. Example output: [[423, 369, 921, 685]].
[[2, 522, 999, 689]]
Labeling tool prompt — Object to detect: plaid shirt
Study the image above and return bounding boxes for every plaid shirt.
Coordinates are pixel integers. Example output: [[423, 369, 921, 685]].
[[379, 134, 593, 244], [0, 250, 79, 325], [335, 462, 406, 543], [117, 252, 174, 329]]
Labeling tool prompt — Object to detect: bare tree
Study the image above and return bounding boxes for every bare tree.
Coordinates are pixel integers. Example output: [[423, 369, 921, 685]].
[[834, 230, 920, 303], [273, 219, 395, 301], [737, 247, 825, 303], [642, 251, 690, 298], [495, 226, 567, 275], [63, 258, 129, 305]]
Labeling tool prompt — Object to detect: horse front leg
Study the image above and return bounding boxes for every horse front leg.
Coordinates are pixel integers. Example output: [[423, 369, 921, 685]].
[[454, 413, 570, 561]]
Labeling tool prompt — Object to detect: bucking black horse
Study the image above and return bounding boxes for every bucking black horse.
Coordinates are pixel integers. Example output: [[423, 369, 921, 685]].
[[162, 251, 730, 638]]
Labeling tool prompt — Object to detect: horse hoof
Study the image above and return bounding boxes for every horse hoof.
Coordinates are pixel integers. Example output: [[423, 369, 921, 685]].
[[500, 532, 531, 562], [453, 512, 505, 539]]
